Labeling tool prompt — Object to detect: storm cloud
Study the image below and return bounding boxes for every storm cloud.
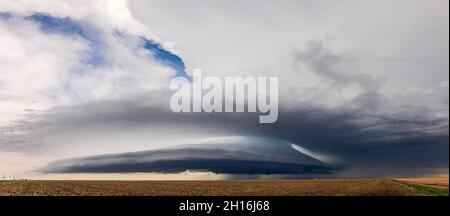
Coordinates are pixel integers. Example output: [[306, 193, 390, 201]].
[[1, 88, 447, 177], [0, 0, 448, 178], [40, 137, 339, 174]]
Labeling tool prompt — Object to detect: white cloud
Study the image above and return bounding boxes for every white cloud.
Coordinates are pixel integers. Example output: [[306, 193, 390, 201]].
[[0, 0, 179, 127], [130, 0, 448, 94], [0, 0, 154, 39], [129, 0, 449, 117], [0, 18, 88, 125]]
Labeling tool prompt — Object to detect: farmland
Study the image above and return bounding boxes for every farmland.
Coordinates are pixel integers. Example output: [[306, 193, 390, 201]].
[[0, 178, 447, 196]]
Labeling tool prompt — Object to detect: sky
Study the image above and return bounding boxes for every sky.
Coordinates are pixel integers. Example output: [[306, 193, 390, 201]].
[[0, 0, 448, 179]]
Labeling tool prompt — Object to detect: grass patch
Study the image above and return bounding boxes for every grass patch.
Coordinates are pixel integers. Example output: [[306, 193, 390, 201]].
[[392, 180, 449, 196]]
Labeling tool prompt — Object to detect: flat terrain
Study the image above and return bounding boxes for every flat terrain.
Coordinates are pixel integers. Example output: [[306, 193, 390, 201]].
[[395, 177, 448, 190], [0, 178, 448, 196]]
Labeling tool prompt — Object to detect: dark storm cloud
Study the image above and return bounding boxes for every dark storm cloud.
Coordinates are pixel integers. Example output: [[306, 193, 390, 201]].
[[0, 40, 447, 177], [40, 140, 338, 174], [1, 90, 447, 177], [45, 159, 334, 174]]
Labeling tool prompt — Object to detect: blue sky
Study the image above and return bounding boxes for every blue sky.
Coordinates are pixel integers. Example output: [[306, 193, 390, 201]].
[[23, 12, 188, 77]]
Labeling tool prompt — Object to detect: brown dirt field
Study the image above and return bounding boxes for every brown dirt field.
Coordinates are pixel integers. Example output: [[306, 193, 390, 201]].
[[0, 179, 434, 196], [395, 177, 449, 190]]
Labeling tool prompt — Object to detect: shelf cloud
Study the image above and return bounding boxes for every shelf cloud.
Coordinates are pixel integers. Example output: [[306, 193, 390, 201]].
[[40, 137, 339, 174]]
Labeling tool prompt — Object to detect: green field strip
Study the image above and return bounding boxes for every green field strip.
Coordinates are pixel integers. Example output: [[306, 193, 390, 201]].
[[391, 180, 449, 196]]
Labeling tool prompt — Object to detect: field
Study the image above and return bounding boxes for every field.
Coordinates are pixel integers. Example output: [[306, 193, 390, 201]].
[[395, 177, 448, 189], [0, 178, 448, 196]]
